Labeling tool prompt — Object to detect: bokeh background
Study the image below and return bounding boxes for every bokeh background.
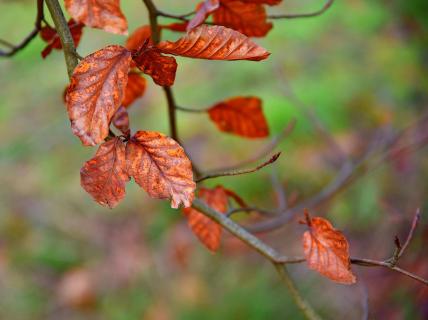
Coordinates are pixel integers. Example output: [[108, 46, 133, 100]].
[[1, 0, 428, 319]]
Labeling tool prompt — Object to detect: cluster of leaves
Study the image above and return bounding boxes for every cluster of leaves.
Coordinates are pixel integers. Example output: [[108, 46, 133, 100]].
[[38, 0, 360, 286]]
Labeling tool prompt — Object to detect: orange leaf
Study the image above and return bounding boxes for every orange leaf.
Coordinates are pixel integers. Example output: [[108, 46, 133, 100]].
[[187, 0, 220, 31], [40, 19, 84, 58], [80, 137, 129, 208], [66, 45, 131, 146], [126, 131, 195, 208], [302, 213, 357, 284], [207, 96, 269, 138], [125, 25, 152, 51], [122, 72, 147, 108], [133, 45, 177, 87], [65, 0, 128, 35], [112, 106, 130, 136], [157, 25, 270, 61], [183, 186, 228, 252], [213, 0, 272, 37], [160, 22, 189, 33]]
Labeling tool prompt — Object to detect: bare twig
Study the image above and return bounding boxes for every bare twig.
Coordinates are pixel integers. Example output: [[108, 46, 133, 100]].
[[0, 0, 44, 57], [196, 152, 281, 183], [398, 208, 421, 259], [269, 0, 335, 20], [157, 10, 195, 21], [176, 105, 207, 113]]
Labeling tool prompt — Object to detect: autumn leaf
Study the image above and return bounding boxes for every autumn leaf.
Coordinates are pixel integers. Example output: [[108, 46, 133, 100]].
[[122, 72, 147, 108], [126, 131, 195, 208], [302, 212, 357, 284], [183, 186, 228, 252], [66, 45, 131, 146], [133, 44, 178, 87], [40, 19, 83, 58], [207, 96, 269, 138], [112, 106, 130, 136], [125, 25, 152, 51], [65, 0, 128, 35], [213, 0, 272, 37], [157, 25, 270, 61], [80, 137, 129, 208], [187, 0, 220, 31], [160, 22, 189, 33]]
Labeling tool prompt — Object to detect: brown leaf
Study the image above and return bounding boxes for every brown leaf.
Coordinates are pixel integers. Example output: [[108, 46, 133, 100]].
[[125, 25, 152, 51], [187, 0, 220, 31], [112, 106, 130, 136], [183, 186, 228, 252], [126, 131, 195, 208], [213, 0, 272, 37], [302, 213, 357, 284], [80, 137, 129, 208], [157, 25, 270, 61], [133, 45, 177, 87], [65, 0, 128, 35], [40, 19, 84, 58], [207, 96, 269, 138], [66, 45, 131, 146], [122, 72, 147, 108], [160, 22, 189, 33]]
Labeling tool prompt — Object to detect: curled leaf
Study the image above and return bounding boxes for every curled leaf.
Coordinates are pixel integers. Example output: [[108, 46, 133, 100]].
[[40, 19, 84, 58], [213, 0, 272, 37], [122, 72, 147, 108], [80, 137, 129, 208], [187, 0, 220, 31], [157, 25, 270, 61], [65, 0, 128, 35], [126, 25, 152, 51], [207, 96, 269, 138], [66, 45, 131, 146], [302, 213, 357, 284], [112, 106, 130, 136], [183, 186, 228, 252], [126, 131, 195, 208]]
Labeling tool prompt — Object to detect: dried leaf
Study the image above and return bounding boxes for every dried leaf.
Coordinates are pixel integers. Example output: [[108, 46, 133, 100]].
[[66, 45, 131, 146], [65, 0, 128, 35], [122, 72, 147, 108], [112, 106, 130, 136], [183, 186, 228, 251], [125, 25, 152, 51], [126, 131, 195, 208], [40, 19, 83, 58], [207, 96, 269, 138], [160, 22, 189, 33], [302, 213, 357, 284], [157, 25, 270, 61], [187, 0, 220, 31], [133, 45, 177, 87], [213, 0, 272, 37], [80, 137, 129, 208]]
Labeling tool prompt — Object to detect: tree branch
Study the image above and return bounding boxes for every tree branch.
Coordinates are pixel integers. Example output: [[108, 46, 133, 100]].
[[268, 0, 335, 20], [0, 0, 44, 57], [45, 0, 79, 78]]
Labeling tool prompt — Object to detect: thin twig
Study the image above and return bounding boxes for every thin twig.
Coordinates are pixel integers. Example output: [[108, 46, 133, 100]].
[[268, 0, 335, 20], [157, 10, 195, 21], [0, 0, 44, 57], [176, 105, 207, 113], [163, 87, 179, 141], [398, 208, 421, 259], [196, 152, 281, 183]]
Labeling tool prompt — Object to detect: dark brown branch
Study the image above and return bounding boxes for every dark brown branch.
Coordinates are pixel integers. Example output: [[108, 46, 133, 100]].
[[0, 0, 44, 57], [157, 10, 195, 21], [268, 0, 335, 20], [196, 152, 281, 183], [163, 87, 179, 141]]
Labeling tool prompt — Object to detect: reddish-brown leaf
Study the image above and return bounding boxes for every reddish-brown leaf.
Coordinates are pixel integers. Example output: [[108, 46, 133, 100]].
[[302, 214, 357, 284], [80, 137, 129, 208], [207, 96, 269, 138], [112, 106, 130, 136], [157, 25, 270, 61], [122, 72, 147, 108], [126, 131, 195, 208], [183, 186, 228, 251], [40, 19, 84, 58], [213, 0, 272, 37], [133, 45, 177, 87], [64, 0, 128, 35], [125, 25, 152, 51], [66, 45, 131, 146], [187, 0, 220, 31], [160, 22, 189, 33]]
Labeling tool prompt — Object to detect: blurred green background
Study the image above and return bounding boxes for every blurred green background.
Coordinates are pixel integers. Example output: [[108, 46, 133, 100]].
[[1, 0, 428, 319]]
